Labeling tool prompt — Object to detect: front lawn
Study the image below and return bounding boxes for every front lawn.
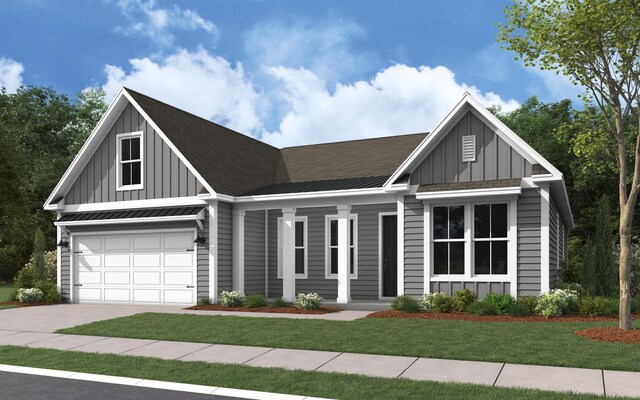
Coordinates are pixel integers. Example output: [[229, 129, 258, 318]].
[[0, 283, 16, 309], [59, 312, 640, 372], [0, 346, 625, 400]]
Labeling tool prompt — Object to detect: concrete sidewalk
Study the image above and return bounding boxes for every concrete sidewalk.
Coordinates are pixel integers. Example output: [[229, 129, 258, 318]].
[[1, 329, 639, 397]]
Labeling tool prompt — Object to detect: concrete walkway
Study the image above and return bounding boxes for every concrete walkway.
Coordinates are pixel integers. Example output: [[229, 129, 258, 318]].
[[1, 329, 638, 398]]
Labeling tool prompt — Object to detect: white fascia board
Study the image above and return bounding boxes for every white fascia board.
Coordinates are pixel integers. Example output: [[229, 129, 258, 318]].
[[54, 215, 198, 227], [63, 197, 210, 212], [415, 186, 522, 200], [122, 89, 216, 197]]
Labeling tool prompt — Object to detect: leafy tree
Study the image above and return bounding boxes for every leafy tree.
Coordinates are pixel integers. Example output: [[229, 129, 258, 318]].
[[31, 229, 46, 282], [582, 195, 617, 296], [498, 0, 640, 329]]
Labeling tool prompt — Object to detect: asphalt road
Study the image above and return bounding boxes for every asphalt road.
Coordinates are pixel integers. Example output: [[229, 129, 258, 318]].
[[0, 371, 252, 400]]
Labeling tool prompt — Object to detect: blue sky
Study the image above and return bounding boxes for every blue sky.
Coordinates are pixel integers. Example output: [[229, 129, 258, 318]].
[[0, 0, 582, 146]]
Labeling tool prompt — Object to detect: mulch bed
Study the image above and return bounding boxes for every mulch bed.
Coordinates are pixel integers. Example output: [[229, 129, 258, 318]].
[[576, 327, 640, 344], [0, 301, 56, 308], [185, 304, 342, 314], [367, 310, 639, 323]]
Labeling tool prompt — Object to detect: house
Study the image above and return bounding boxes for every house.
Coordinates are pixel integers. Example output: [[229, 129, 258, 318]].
[[44, 88, 572, 306]]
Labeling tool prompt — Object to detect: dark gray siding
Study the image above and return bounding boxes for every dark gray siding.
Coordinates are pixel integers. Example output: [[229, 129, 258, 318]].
[[352, 203, 396, 300], [217, 202, 233, 293], [60, 230, 71, 302], [431, 281, 511, 298], [197, 213, 209, 300], [404, 196, 424, 296], [244, 210, 265, 295], [518, 188, 541, 296], [267, 209, 282, 298], [549, 199, 559, 289], [411, 111, 532, 185], [64, 102, 204, 205]]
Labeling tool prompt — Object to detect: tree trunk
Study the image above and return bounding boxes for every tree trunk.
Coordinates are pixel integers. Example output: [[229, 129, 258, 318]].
[[619, 204, 633, 330]]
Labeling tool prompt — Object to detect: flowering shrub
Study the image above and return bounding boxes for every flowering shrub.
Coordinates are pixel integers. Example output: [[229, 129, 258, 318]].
[[219, 290, 245, 307], [294, 293, 324, 310], [16, 288, 44, 304], [535, 289, 579, 318], [422, 292, 454, 313], [24, 251, 57, 282]]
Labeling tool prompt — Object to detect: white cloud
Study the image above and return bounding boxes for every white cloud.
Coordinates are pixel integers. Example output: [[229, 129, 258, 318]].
[[101, 48, 261, 134], [0, 57, 24, 93], [114, 0, 217, 48], [261, 64, 520, 147]]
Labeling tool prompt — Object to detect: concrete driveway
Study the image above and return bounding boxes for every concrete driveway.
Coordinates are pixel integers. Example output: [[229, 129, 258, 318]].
[[0, 304, 185, 333]]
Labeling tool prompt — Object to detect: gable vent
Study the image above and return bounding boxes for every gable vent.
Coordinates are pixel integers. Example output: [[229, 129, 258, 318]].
[[462, 135, 476, 162]]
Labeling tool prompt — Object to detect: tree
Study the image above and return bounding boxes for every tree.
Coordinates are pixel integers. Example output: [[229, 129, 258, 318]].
[[498, 0, 640, 329], [582, 195, 617, 296], [31, 229, 46, 282]]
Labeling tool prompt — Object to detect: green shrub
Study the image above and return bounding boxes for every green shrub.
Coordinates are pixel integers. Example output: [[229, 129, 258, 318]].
[[23, 251, 57, 283], [515, 296, 538, 314], [506, 301, 533, 316], [557, 282, 585, 297], [483, 293, 515, 314], [272, 298, 287, 308], [632, 297, 640, 313], [452, 289, 477, 311], [421, 292, 454, 313], [16, 288, 43, 303], [31, 229, 47, 282], [579, 296, 618, 316], [13, 267, 37, 289], [392, 294, 422, 313], [245, 294, 267, 308], [535, 289, 579, 318], [294, 293, 324, 310], [466, 301, 498, 316], [34, 281, 60, 303], [198, 297, 212, 305], [219, 290, 245, 307]]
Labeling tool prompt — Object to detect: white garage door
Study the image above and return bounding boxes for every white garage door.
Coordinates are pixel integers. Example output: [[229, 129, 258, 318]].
[[73, 231, 196, 305]]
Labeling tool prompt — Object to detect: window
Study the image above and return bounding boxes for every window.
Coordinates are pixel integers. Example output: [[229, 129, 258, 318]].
[[432, 206, 465, 275], [117, 131, 143, 190], [473, 203, 508, 275], [277, 216, 307, 278], [325, 215, 357, 278]]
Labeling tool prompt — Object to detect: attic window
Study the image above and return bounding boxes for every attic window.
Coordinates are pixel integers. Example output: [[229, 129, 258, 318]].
[[462, 135, 476, 162], [117, 131, 143, 190]]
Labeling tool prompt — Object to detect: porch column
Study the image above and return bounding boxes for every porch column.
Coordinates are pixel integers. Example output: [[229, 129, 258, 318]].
[[232, 209, 245, 294], [423, 201, 431, 294], [208, 200, 218, 302], [336, 204, 351, 304], [540, 184, 550, 293], [397, 195, 405, 296], [281, 207, 296, 302], [56, 211, 62, 293]]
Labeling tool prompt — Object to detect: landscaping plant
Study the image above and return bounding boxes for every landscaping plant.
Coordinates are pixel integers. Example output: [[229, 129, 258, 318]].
[[482, 293, 515, 314], [465, 301, 498, 316], [535, 289, 579, 318], [579, 296, 619, 316], [421, 292, 455, 313], [272, 298, 287, 308], [452, 289, 477, 312], [35, 281, 60, 303], [197, 297, 212, 306], [294, 293, 324, 310], [16, 288, 43, 304], [245, 294, 267, 309], [392, 294, 422, 313], [219, 291, 245, 307]]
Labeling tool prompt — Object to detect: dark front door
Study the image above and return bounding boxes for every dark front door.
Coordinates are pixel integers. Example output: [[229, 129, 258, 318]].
[[382, 215, 398, 297]]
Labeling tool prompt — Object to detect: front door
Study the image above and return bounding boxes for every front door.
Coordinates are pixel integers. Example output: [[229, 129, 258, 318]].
[[382, 215, 398, 297]]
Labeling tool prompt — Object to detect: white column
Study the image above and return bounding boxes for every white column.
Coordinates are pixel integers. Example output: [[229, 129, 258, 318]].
[[281, 207, 296, 302], [509, 199, 518, 297], [396, 195, 405, 296], [208, 201, 218, 302], [56, 211, 62, 293], [540, 184, 550, 293], [423, 201, 431, 294], [336, 204, 351, 303], [232, 209, 245, 294]]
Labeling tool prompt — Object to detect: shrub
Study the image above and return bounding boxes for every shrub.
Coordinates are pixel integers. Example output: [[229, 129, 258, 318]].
[[452, 289, 477, 312], [24, 250, 57, 283], [31, 229, 47, 282], [245, 294, 267, 308], [16, 288, 43, 303], [422, 292, 455, 313], [294, 293, 324, 310], [466, 301, 498, 316], [392, 294, 422, 313], [272, 298, 287, 308], [483, 293, 515, 314], [13, 267, 36, 289], [535, 289, 579, 318], [557, 282, 585, 297], [198, 297, 212, 305], [34, 281, 60, 303], [515, 296, 538, 314], [579, 296, 618, 316], [506, 302, 533, 316], [219, 290, 245, 307]]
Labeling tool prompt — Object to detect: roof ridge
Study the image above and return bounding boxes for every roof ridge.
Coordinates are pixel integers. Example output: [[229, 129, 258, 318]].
[[280, 132, 429, 150]]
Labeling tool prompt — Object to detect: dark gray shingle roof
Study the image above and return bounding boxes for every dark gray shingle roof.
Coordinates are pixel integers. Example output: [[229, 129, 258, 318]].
[[58, 207, 203, 222], [244, 176, 390, 196]]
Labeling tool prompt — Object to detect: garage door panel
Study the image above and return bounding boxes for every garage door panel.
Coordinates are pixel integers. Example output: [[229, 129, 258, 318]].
[[104, 236, 130, 251], [164, 234, 193, 251], [164, 290, 193, 304], [133, 289, 161, 303], [104, 254, 130, 268], [77, 255, 101, 269], [133, 254, 161, 268], [164, 253, 193, 268], [78, 271, 101, 285], [164, 271, 193, 286], [78, 288, 101, 302], [133, 271, 161, 285], [133, 235, 161, 251], [104, 271, 130, 285], [77, 237, 102, 253], [104, 288, 130, 302]]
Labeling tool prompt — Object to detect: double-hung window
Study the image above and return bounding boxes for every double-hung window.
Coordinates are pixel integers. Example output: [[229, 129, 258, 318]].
[[326, 215, 357, 278], [117, 131, 143, 190], [432, 206, 465, 275], [473, 203, 508, 275], [277, 216, 308, 278]]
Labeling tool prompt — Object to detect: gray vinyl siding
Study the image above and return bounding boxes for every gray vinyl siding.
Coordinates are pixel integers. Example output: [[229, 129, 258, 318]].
[[244, 210, 265, 296], [431, 282, 511, 298], [197, 213, 209, 300], [351, 203, 396, 300], [404, 196, 424, 296], [64, 102, 204, 205], [218, 202, 233, 293], [410, 110, 532, 185], [549, 199, 559, 289], [60, 230, 71, 302], [267, 209, 282, 298], [517, 188, 542, 296]]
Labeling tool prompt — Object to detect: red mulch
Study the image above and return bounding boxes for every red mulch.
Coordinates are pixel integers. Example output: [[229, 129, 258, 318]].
[[576, 327, 640, 344], [185, 304, 342, 314], [367, 310, 639, 323], [0, 301, 56, 308]]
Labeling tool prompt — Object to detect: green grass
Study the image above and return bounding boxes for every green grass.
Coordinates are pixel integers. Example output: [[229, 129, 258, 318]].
[[59, 312, 640, 372], [0, 283, 14, 302], [0, 346, 625, 400]]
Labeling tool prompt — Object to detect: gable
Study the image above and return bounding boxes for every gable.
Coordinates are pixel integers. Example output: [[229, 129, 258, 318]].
[[409, 110, 533, 185], [63, 102, 204, 205]]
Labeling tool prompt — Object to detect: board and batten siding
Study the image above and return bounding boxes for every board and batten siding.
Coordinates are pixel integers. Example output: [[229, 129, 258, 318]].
[[244, 210, 266, 296], [404, 196, 424, 296], [410, 110, 533, 186], [430, 282, 511, 297], [517, 188, 542, 296], [217, 202, 233, 293], [64, 102, 204, 205]]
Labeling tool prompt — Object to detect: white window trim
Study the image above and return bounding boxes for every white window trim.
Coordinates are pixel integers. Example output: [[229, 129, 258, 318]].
[[325, 214, 358, 279], [116, 131, 144, 191], [471, 202, 510, 277], [431, 204, 467, 277], [277, 216, 308, 279]]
